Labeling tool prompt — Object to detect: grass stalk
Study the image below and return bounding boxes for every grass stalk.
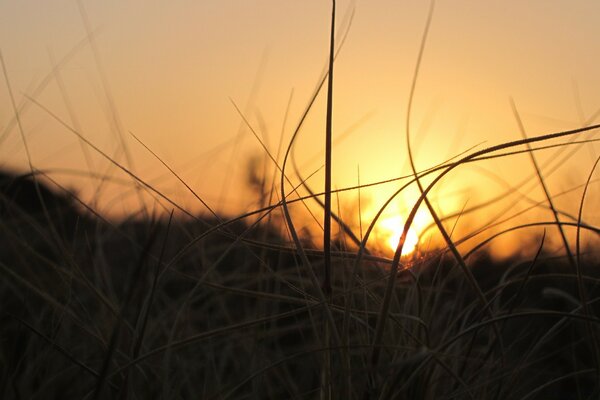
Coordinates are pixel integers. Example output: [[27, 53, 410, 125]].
[[510, 99, 575, 264], [323, 0, 336, 298]]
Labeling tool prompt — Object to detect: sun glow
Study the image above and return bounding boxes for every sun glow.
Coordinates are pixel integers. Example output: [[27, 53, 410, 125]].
[[379, 215, 420, 255]]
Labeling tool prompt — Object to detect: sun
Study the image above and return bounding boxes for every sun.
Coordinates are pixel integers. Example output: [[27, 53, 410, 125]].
[[378, 215, 420, 255]]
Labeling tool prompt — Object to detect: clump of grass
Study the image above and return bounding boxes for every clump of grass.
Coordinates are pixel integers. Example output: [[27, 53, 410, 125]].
[[1, 2, 600, 400]]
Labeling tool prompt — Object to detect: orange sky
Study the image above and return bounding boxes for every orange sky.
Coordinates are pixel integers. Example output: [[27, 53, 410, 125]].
[[1, 1, 599, 257]]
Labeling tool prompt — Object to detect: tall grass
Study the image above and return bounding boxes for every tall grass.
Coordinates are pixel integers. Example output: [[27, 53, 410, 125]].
[[2, 2, 600, 400]]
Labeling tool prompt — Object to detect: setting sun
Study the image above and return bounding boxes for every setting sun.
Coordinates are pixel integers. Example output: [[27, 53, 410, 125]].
[[379, 215, 420, 255]]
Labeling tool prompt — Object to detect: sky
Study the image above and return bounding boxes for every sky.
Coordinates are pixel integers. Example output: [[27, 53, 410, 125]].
[[1, 0, 600, 257]]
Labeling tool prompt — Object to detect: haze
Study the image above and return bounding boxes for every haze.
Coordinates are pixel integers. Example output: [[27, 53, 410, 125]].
[[2, 0, 599, 257]]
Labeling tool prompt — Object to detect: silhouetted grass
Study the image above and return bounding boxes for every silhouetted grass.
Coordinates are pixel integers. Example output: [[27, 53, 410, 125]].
[[2, 151, 600, 400], [2, 1, 600, 399]]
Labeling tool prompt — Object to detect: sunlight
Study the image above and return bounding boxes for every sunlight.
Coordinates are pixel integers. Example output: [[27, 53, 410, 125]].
[[379, 215, 420, 255]]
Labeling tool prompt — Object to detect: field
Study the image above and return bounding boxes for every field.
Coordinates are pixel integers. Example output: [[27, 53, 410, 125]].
[[2, 1, 600, 399], [2, 164, 600, 399]]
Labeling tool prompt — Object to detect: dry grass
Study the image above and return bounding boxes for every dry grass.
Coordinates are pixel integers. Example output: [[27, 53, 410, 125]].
[[2, 1, 600, 399]]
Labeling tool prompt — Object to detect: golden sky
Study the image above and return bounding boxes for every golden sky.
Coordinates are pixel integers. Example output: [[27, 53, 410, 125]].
[[2, 1, 600, 257]]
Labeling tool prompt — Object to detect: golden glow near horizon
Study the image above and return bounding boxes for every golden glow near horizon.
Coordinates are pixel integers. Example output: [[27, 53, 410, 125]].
[[2, 1, 600, 257], [379, 215, 419, 255], [367, 203, 431, 256]]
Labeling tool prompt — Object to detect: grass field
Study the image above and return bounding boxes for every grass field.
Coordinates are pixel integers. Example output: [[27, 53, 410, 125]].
[[2, 164, 600, 400], [2, 1, 600, 399]]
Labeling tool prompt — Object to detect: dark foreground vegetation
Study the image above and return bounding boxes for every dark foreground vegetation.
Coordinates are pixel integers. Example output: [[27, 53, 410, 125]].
[[1, 170, 600, 400]]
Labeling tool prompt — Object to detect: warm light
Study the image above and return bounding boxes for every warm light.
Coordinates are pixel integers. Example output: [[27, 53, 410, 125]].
[[379, 215, 419, 255]]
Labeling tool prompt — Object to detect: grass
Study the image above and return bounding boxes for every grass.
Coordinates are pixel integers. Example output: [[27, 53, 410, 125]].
[[2, 1, 600, 399]]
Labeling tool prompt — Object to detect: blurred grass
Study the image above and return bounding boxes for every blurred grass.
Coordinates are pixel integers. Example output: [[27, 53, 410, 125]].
[[2, 1, 600, 399], [1, 162, 600, 399]]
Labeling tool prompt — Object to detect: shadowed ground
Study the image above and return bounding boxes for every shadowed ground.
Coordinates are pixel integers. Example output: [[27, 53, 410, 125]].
[[1, 169, 599, 399]]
